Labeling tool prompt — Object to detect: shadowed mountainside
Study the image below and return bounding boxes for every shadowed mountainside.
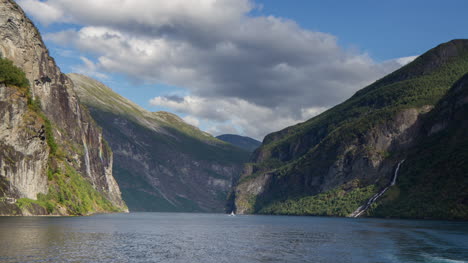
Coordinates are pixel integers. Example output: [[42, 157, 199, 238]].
[[216, 134, 261, 152], [70, 73, 250, 212]]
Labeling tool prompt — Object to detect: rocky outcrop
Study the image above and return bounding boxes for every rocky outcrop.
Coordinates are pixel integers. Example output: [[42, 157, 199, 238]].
[[0, 0, 127, 215], [233, 39, 468, 219], [69, 73, 249, 212]]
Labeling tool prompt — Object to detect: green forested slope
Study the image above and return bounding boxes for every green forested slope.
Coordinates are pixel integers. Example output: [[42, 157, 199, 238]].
[[234, 40, 468, 219]]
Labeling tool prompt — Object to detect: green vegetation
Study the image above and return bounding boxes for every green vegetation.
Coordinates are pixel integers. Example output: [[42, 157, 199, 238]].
[[17, 194, 55, 214], [22, 89, 102, 215], [259, 182, 376, 216], [238, 159, 284, 184], [369, 76, 468, 220], [0, 57, 29, 88], [92, 108, 248, 166], [370, 131, 468, 219], [47, 164, 120, 215], [42, 117, 57, 155], [163, 126, 249, 164], [68, 73, 223, 144], [68, 73, 248, 152], [1, 57, 58, 157], [69, 73, 249, 165], [236, 194, 257, 214], [1, 64, 121, 215], [69, 72, 250, 212], [262, 44, 468, 158], [23, 81, 58, 155], [237, 40, 468, 219], [18, 164, 121, 215]]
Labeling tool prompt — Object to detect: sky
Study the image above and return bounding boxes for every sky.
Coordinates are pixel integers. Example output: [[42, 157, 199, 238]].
[[17, 0, 468, 140]]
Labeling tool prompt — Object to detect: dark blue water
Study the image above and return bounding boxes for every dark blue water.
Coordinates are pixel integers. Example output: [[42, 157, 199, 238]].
[[0, 213, 467, 263]]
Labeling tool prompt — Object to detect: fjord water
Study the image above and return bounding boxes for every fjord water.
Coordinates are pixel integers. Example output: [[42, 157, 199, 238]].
[[0, 213, 467, 263]]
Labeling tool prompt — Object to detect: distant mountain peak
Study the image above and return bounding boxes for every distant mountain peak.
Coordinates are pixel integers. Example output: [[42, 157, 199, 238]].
[[216, 134, 261, 152]]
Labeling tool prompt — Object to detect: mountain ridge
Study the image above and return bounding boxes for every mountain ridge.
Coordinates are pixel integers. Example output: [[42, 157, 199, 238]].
[[69, 73, 216, 142], [232, 39, 468, 220], [69, 73, 250, 212]]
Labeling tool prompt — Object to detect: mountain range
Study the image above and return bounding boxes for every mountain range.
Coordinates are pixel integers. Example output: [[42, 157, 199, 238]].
[[0, 0, 467, 220]]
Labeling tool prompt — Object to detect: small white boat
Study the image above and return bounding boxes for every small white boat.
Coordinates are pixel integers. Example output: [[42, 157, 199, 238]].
[[229, 211, 235, 216]]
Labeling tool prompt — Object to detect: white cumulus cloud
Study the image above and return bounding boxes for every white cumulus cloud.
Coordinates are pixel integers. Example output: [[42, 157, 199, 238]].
[[150, 95, 327, 139], [19, 0, 415, 139]]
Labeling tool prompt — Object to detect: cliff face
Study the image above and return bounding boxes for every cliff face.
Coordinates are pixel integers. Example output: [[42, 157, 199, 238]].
[[0, 0, 126, 215], [0, 84, 48, 200], [69, 74, 249, 212], [370, 73, 468, 219], [233, 40, 468, 219]]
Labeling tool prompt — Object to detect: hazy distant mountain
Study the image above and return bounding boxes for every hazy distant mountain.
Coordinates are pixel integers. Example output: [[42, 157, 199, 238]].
[[232, 39, 468, 220], [70, 74, 249, 212], [216, 134, 261, 152]]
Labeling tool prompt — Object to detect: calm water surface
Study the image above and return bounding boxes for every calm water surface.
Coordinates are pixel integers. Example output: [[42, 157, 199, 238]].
[[0, 213, 467, 263]]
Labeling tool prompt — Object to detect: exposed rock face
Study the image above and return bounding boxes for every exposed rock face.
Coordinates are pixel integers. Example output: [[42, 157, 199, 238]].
[[69, 74, 249, 212], [234, 108, 429, 214], [233, 39, 468, 219], [370, 73, 468, 219], [0, 84, 48, 200], [0, 0, 126, 215]]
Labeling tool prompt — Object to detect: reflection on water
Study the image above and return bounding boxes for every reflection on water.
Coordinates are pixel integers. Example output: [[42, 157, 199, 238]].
[[0, 214, 467, 263]]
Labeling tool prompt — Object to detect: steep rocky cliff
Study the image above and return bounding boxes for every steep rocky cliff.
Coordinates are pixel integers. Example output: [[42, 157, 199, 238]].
[[233, 39, 468, 220], [69, 74, 249, 212], [0, 0, 127, 215], [370, 73, 468, 219]]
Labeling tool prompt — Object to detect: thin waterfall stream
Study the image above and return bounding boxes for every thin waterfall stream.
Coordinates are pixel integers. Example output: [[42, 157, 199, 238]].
[[349, 160, 405, 218], [82, 138, 92, 179]]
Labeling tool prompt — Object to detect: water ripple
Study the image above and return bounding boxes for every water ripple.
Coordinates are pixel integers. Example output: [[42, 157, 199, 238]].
[[0, 214, 467, 263]]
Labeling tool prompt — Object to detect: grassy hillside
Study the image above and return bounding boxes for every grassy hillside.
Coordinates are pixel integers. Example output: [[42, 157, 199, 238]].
[[235, 39, 468, 219], [262, 40, 468, 159], [69, 73, 220, 144], [70, 73, 247, 164]]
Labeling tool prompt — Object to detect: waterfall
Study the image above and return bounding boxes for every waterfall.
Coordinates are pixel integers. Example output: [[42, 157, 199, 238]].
[[82, 138, 92, 179], [391, 160, 405, 186], [349, 160, 405, 218]]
